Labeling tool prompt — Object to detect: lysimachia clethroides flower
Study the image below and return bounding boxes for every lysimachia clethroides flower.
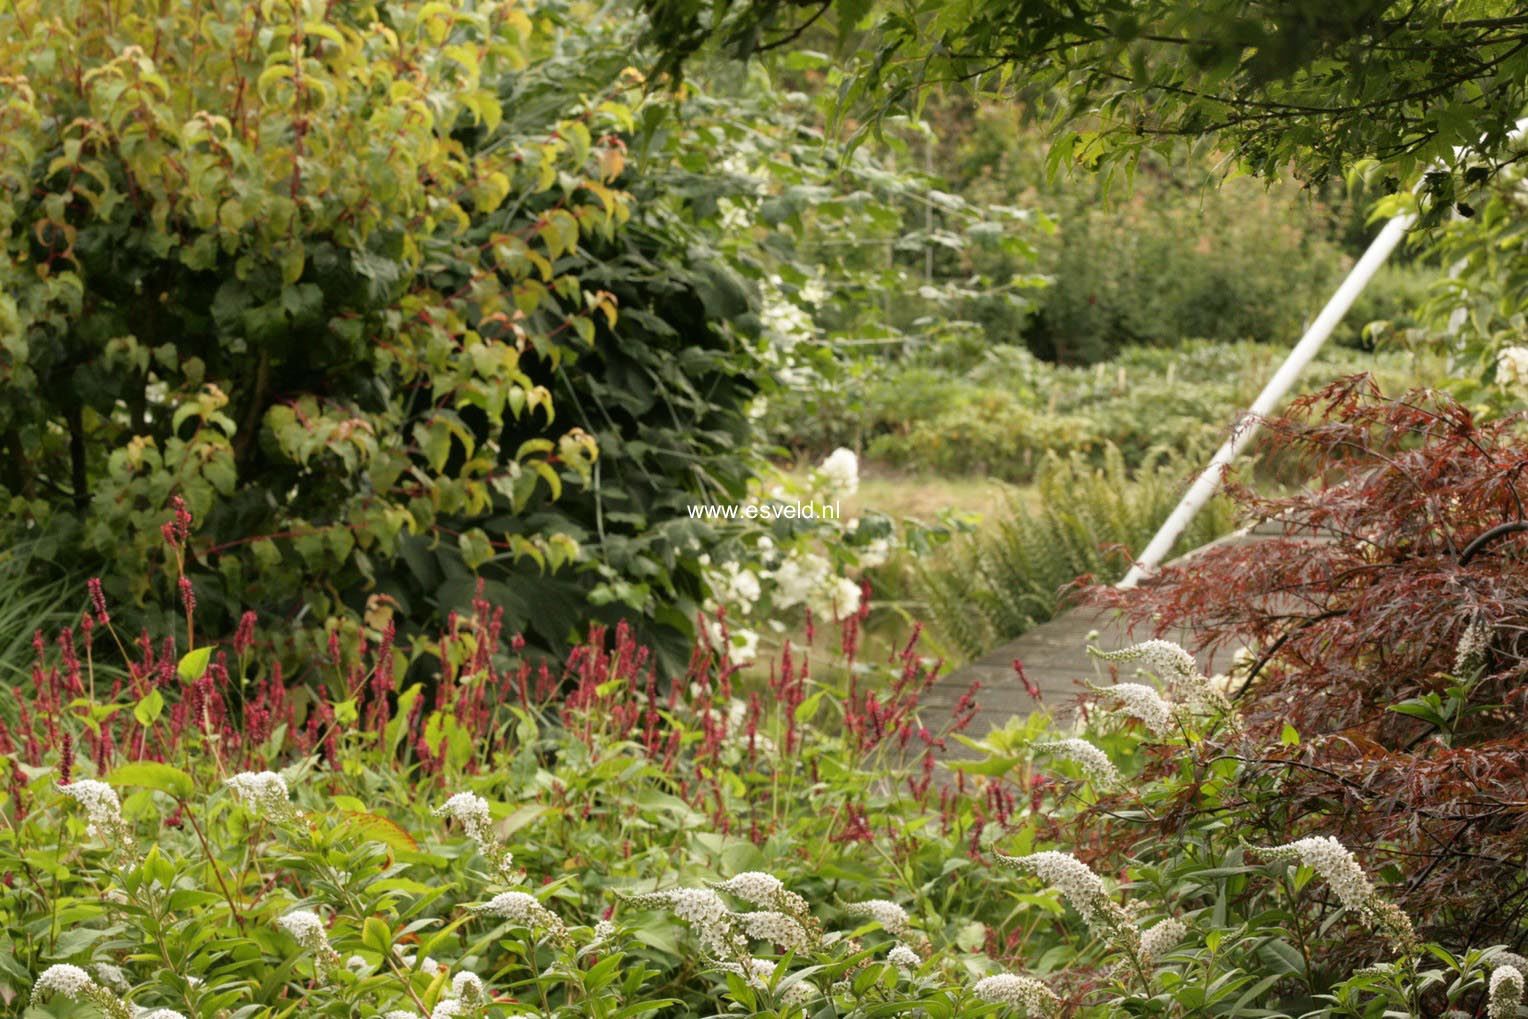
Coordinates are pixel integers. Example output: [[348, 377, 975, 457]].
[[1253, 836, 1416, 953], [1033, 738, 1120, 787], [225, 770, 295, 819], [1139, 917, 1187, 965], [840, 899, 911, 936], [996, 850, 1148, 959], [278, 909, 341, 965], [475, 890, 569, 943], [32, 964, 133, 1019], [60, 779, 132, 846], [1490, 964, 1524, 1019], [971, 973, 1060, 1016], [436, 792, 517, 884], [624, 887, 748, 959], [1090, 639, 1236, 719]]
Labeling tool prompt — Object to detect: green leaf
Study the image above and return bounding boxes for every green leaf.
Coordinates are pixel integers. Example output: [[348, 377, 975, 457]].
[[177, 646, 213, 682], [344, 811, 418, 853], [107, 762, 195, 800], [133, 688, 165, 726]]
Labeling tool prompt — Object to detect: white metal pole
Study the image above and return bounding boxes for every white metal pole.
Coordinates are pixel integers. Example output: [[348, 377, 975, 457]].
[[1116, 210, 1414, 589]]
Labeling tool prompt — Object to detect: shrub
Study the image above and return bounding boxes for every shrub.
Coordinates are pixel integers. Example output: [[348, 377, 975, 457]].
[[0, 0, 645, 647], [1089, 376, 1528, 947]]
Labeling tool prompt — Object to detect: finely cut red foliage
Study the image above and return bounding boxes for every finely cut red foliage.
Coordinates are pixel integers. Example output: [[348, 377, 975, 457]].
[[1090, 376, 1528, 948]]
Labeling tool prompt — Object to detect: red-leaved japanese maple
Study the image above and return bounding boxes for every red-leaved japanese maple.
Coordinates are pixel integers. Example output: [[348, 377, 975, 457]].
[[1091, 375, 1528, 949]]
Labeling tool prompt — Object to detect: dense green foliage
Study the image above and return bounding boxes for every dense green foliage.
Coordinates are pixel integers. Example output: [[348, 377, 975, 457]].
[[644, 0, 1528, 225], [7, 569, 1523, 1019], [767, 340, 1442, 480]]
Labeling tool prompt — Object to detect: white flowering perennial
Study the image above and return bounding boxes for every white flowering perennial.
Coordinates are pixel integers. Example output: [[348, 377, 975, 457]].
[[841, 899, 910, 936], [60, 779, 131, 844], [816, 447, 859, 498], [1498, 345, 1528, 388], [93, 962, 129, 992], [1139, 917, 1187, 964], [1253, 836, 1416, 952], [435, 792, 493, 842], [475, 891, 569, 942], [32, 964, 132, 1019], [1494, 952, 1528, 975], [995, 851, 1123, 931], [1033, 739, 1120, 787], [435, 793, 517, 883], [1091, 682, 1177, 737], [1091, 639, 1234, 718], [736, 911, 814, 953], [137, 1010, 189, 1019], [1491, 966, 1524, 1019], [713, 871, 785, 907], [277, 909, 340, 964], [887, 943, 921, 970], [1454, 616, 1492, 675], [718, 959, 818, 1006], [971, 973, 1060, 1016], [625, 888, 746, 958], [450, 971, 486, 1007], [224, 771, 293, 818]]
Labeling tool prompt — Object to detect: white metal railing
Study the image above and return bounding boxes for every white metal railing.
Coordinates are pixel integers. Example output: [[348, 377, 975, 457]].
[[1116, 118, 1528, 589]]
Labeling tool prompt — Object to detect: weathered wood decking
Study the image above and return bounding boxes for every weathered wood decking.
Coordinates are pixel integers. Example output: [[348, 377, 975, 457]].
[[920, 520, 1291, 741]]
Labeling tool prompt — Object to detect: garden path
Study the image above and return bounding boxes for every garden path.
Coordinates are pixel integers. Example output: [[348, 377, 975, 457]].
[[921, 519, 1294, 748]]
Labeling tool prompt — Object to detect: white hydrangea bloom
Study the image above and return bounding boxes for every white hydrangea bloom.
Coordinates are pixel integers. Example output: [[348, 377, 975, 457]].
[[771, 551, 832, 611], [809, 575, 862, 622], [887, 943, 920, 969], [278, 909, 339, 963], [1139, 917, 1187, 964], [841, 899, 910, 936], [707, 561, 762, 615], [1095, 682, 1176, 736], [224, 771, 291, 815], [434, 792, 493, 843], [971, 973, 1060, 1014], [60, 780, 130, 843], [476, 891, 568, 940], [1490, 966, 1524, 1019], [1498, 346, 1528, 388], [859, 537, 892, 569], [737, 911, 813, 952], [816, 447, 859, 498], [1033, 739, 1120, 786]]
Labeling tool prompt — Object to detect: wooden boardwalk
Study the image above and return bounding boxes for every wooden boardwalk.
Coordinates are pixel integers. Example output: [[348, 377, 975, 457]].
[[920, 521, 1286, 742]]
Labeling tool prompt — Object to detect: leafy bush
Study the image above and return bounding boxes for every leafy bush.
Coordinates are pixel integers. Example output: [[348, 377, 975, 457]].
[[771, 339, 1441, 482], [0, 0, 649, 646], [912, 446, 1237, 659]]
